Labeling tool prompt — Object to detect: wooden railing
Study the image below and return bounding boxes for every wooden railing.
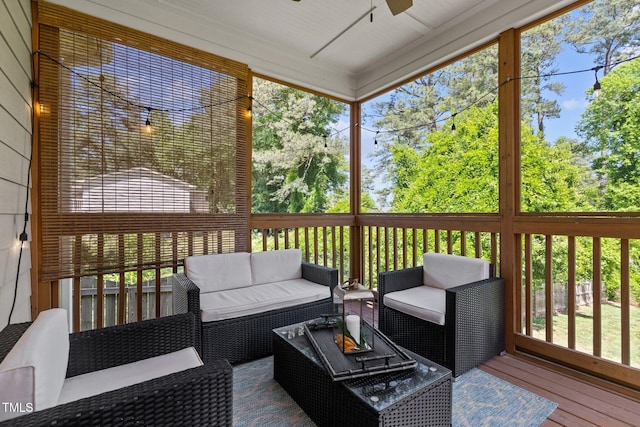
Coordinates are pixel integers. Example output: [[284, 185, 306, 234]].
[[75, 277, 173, 331], [250, 213, 500, 287], [62, 212, 640, 388], [357, 214, 500, 287], [251, 214, 354, 283], [514, 215, 640, 387]]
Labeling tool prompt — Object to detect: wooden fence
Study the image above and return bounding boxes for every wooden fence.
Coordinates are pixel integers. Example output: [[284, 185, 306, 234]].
[[531, 281, 605, 317], [79, 277, 173, 331]]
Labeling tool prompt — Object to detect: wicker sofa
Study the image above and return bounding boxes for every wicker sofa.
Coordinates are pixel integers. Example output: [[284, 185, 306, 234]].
[[0, 310, 232, 426], [378, 252, 505, 377], [173, 248, 337, 364]]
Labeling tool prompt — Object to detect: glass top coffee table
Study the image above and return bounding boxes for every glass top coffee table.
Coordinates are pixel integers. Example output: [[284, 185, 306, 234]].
[[273, 320, 452, 427]]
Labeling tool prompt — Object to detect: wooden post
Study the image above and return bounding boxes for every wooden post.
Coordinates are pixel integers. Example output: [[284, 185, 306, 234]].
[[498, 28, 520, 355], [350, 101, 362, 282]]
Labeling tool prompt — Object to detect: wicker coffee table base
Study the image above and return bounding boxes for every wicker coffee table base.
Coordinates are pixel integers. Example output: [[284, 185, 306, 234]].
[[273, 325, 452, 427]]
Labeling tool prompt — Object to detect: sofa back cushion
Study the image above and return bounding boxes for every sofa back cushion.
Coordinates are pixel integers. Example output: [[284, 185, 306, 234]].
[[0, 308, 69, 420], [185, 252, 252, 293], [423, 252, 490, 290], [251, 249, 302, 285]]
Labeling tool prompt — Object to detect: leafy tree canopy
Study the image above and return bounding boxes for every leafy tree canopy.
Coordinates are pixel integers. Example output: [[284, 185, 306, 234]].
[[251, 79, 349, 213], [576, 58, 640, 210]]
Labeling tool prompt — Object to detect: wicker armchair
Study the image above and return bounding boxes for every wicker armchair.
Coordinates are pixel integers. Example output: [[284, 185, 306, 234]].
[[0, 312, 233, 426], [378, 253, 505, 377]]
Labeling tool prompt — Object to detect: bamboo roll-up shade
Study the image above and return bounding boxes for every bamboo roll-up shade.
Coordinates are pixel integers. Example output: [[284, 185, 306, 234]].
[[36, 2, 249, 281]]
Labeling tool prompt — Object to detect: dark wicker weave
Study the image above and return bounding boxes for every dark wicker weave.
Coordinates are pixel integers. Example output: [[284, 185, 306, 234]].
[[378, 266, 505, 377], [273, 326, 452, 427], [173, 261, 337, 364], [0, 313, 233, 427]]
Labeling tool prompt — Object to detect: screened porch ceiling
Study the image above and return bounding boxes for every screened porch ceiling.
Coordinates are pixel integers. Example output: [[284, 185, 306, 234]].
[[49, 0, 576, 100]]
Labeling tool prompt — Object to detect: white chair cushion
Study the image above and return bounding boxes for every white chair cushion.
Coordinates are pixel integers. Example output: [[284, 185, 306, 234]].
[[200, 279, 329, 322], [0, 366, 35, 420], [57, 347, 202, 406], [0, 309, 69, 420], [383, 286, 446, 326], [423, 253, 490, 290], [251, 249, 303, 285], [185, 252, 252, 293]]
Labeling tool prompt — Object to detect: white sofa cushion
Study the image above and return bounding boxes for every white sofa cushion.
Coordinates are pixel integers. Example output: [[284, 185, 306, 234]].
[[185, 252, 252, 293], [0, 309, 69, 421], [423, 253, 490, 290], [199, 278, 330, 322], [251, 249, 303, 285], [58, 347, 202, 406], [383, 286, 446, 326]]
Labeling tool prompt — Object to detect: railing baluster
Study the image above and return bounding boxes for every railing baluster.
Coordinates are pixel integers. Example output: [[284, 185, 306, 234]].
[[515, 233, 522, 333], [434, 229, 440, 253], [568, 236, 576, 350], [525, 234, 532, 335], [137, 233, 144, 322], [376, 227, 381, 280], [155, 233, 161, 319], [593, 237, 602, 357], [323, 226, 328, 266], [368, 226, 373, 285], [460, 230, 466, 257], [339, 226, 344, 283], [262, 229, 268, 251], [491, 232, 498, 268], [172, 232, 178, 273], [412, 228, 417, 267], [118, 234, 125, 325], [621, 239, 630, 366], [304, 227, 310, 262], [402, 228, 407, 269], [313, 227, 319, 265], [97, 235, 104, 329], [545, 235, 553, 343], [423, 228, 428, 254], [187, 230, 194, 257], [393, 227, 398, 271]]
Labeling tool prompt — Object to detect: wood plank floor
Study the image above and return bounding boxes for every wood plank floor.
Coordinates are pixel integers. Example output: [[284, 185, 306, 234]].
[[368, 302, 640, 425], [478, 353, 640, 426]]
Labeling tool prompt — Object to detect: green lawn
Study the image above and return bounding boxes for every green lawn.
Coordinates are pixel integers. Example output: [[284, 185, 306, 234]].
[[532, 303, 640, 368]]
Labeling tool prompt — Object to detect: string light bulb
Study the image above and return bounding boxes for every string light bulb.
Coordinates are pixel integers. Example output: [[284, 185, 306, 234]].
[[374, 130, 379, 150], [592, 66, 602, 98], [144, 107, 153, 133], [451, 113, 457, 135], [246, 95, 253, 119]]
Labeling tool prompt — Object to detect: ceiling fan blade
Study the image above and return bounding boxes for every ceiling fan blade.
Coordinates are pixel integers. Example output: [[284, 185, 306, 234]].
[[385, 0, 413, 15]]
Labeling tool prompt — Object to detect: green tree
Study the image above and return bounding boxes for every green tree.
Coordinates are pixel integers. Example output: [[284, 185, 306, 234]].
[[251, 79, 349, 213], [521, 19, 565, 137], [576, 59, 640, 210], [390, 104, 499, 213], [564, 0, 640, 76]]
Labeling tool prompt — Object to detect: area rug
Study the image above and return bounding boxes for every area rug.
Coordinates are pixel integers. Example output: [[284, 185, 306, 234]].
[[233, 356, 557, 427]]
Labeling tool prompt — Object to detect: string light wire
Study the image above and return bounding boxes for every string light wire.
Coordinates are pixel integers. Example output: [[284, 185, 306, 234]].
[[34, 49, 640, 145]]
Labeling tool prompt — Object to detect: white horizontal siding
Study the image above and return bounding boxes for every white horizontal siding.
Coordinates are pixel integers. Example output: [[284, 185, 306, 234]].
[[0, 0, 33, 329]]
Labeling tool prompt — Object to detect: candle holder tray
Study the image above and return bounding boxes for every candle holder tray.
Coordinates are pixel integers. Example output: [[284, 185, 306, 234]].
[[303, 318, 416, 381]]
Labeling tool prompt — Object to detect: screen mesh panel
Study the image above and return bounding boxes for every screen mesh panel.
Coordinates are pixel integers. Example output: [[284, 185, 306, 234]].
[[37, 2, 250, 280]]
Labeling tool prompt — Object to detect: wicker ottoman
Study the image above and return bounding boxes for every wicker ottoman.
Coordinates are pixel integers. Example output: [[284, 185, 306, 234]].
[[273, 321, 452, 427]]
